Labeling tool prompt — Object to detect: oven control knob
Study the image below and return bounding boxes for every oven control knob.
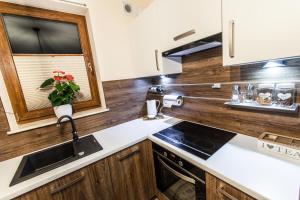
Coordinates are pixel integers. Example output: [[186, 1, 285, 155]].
[[178, 161, 183, 167], [163, 152, 168, 157]]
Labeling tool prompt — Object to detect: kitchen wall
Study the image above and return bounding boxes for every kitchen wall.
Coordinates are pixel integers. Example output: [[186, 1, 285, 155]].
[[150, 47, 300, 139], [0, 78, 155, 161], [1, 46, 300, 162]]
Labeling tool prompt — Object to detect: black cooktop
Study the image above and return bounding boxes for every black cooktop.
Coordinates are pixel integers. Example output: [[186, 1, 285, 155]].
[[153, 121, 236, 160]]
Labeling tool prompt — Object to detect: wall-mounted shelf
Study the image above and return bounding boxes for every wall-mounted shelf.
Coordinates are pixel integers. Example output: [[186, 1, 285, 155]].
[[224, 102, 299, 114]]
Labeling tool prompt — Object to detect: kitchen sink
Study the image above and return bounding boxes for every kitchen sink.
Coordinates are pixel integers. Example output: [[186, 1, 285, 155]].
[[10, 135, 102, 186]]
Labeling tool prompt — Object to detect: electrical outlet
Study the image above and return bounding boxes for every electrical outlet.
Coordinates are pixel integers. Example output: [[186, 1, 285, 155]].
[[212, 83, 221, 89]]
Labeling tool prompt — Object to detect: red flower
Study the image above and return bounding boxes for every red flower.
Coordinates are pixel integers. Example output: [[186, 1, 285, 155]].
[[54, 76, 62, 81], [64, 74, 74, 81], [52, 70, 65, 81]]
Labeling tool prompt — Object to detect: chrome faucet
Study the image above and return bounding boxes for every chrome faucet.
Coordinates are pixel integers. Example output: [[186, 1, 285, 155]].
[[57, 115, 79, 143]]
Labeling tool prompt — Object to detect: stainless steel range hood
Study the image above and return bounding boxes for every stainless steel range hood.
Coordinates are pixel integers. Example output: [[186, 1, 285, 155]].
[[162, 33, 222, 57]]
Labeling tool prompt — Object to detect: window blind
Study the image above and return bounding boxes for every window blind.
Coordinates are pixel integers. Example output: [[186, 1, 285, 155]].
[[13, 55, 92, 111]]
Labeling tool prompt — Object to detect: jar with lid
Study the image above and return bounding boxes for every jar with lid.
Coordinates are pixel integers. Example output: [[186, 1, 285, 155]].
[[275, 83, 295, 107], [256, 84, 274, 105]]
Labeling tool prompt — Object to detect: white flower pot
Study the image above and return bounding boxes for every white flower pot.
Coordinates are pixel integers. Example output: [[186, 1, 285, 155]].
[[53, 104, 73, 119]]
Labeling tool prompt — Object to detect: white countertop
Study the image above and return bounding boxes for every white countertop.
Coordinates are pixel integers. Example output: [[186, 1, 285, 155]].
[[0, 116, 299, 200]]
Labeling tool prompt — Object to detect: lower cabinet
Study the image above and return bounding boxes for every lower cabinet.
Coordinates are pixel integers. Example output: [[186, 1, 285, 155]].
[[14, 140, 156, 200], [206, 173, 256, 200], [15, 141, 257, 200], [15, 158, 114, 200], [108, 140, 156, 200]]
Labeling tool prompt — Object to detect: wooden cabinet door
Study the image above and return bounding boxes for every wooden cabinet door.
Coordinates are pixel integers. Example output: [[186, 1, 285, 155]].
[[87, 158, 115, 200], [129, 0, 162, 77], [15, 158, 114, 200], [108, 140, 156, 200], [206, 173, 256, 200], [222, 0, 300, 66], [45, 168, 96, 200]]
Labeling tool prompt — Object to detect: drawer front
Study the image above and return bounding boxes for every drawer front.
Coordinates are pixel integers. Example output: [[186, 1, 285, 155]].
[[206, 173, 256, 200]]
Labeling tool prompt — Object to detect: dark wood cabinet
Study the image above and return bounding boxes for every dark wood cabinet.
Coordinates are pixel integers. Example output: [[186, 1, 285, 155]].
[[43, 168, 95, 200], [14, 140, 156, 200], [108, 140, 157, 200], [206, 173, 256, 200], [14, 158, 114, 200], [87, 158, 115, 200]]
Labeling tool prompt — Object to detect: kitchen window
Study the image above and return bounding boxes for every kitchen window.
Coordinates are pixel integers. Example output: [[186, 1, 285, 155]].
[[0, 3, 102, 124]]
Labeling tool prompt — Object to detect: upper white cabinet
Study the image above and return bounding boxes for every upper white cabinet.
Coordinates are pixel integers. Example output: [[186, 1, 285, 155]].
[[129, 0, 221, 77], [158, 0, 222, 52], [222, 0, 300, 66], [129, 1, 162, 77]]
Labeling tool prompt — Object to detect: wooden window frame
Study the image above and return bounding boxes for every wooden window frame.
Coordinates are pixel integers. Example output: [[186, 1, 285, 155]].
[[0, 2, 101, 124]]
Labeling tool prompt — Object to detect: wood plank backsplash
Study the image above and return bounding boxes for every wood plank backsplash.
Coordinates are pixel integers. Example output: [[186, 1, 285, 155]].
[[150, 47, 300, 139], [0, 78, 154, 161], [1, 47, 300, 161]]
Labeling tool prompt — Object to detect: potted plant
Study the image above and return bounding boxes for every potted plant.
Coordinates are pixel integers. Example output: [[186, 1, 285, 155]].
[[40, 70, 80, 118]]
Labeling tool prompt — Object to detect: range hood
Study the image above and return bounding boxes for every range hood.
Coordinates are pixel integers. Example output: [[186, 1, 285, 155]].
[[162, 33, 222, 57]]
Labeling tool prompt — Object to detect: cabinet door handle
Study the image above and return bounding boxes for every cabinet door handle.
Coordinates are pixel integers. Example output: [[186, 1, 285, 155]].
[[117, 146, 140, 161], [155, 49, 160, 71], [50, 172, 85, 195], [217, 184, 239, 200], [173, 29, 196, 41], [229, 20, 235, 58]]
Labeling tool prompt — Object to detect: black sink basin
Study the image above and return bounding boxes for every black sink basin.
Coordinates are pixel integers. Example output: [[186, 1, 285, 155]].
[[10, 135, 102, 186]]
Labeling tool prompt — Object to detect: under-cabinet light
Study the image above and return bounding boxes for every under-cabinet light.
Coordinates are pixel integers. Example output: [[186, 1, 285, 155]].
[[263, 60, 286, 68]]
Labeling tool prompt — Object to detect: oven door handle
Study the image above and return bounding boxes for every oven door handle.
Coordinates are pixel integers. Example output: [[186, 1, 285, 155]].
[[157, 156, 196, 185]]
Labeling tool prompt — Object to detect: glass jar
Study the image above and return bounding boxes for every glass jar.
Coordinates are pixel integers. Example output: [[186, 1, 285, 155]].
[[256, 84, 274, 105], [275, 83, 295, 107], [244, 83, 255, 103], [231, 85, 241, 103]]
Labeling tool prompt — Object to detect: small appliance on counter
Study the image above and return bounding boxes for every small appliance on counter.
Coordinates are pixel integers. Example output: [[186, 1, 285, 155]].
[[144, 99, 163, 120], [144, 95, 183, 120]]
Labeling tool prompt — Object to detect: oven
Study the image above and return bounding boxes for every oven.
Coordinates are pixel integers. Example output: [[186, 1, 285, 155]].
[[153, 143, 206, 200]]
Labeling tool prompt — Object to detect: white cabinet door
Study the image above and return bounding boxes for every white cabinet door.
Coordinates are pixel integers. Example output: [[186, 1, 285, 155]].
[[158, 0, 222, 52], [129, 0, 182, 77], [222, 0, 300, 66], [129, 1, 161, 77], [129, 0, 221, 77]]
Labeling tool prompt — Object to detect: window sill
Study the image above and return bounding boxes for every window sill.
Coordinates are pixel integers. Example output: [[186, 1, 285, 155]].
[[7, 107, 109, 135]]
